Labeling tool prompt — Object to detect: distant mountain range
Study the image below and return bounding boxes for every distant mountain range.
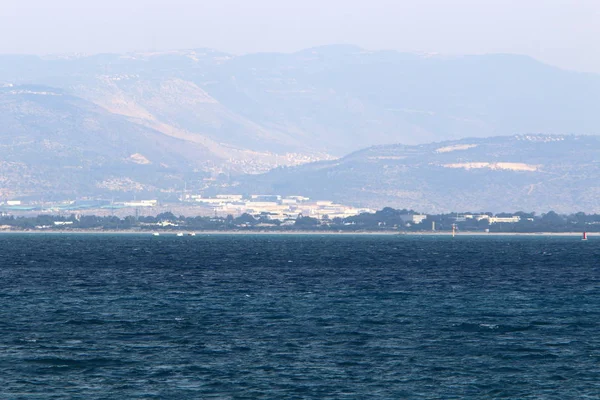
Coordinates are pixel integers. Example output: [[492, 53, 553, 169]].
[[0, 46, 599, 204], [2, 45, 600, 155], [225, 135, 600, 213]]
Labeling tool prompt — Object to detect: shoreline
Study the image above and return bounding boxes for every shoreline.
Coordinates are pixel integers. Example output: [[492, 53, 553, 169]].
[[0, 230, 592, 237]]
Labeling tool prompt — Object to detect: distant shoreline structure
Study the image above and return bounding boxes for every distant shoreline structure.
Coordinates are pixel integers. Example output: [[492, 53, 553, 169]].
[[0, 207, 596, 234], [0, 230, 592, 237]]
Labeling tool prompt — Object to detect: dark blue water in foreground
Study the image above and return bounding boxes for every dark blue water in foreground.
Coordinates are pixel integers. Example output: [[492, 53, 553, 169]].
[[1, 234, 600, 399]]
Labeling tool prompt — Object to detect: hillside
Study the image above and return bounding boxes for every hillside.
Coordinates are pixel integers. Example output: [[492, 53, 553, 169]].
[[224, 135, 600, 213], [1, 46, 600, 201], [1, 46, 599, 158], [0, 85, 219, 199]]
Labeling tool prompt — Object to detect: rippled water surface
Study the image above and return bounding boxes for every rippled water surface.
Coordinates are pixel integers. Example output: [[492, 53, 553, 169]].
[[1, 234, 600, 398]]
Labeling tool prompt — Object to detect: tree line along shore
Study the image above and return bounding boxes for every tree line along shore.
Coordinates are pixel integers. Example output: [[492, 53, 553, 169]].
[[0, 208, 599, 233]]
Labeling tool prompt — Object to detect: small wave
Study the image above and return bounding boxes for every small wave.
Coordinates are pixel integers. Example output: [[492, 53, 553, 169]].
[[25, 357, 130, 369], [18, 338, 39, 343], [567, 321, 597, 329], [490, 366, 526, 373], [479, 323, 499, 329], [549, 375, 568, 381], [452, 322, 534, 333], [65, 318, 105, 325]]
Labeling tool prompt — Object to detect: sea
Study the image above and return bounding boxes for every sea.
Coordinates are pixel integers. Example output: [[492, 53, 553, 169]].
[[1, 234, 599, 399]]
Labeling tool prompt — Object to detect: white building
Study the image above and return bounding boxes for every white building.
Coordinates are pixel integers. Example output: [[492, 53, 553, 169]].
[[251, 195, 281, 201], [216, 194, 244, 201], [286, 196, 310, 202], [54, 221, 74, 226], [316, 201, 334, 206], [194, 198, 226, 204], [401, 214, 428, 225], [123, 200, 158, 207], [488, 216, 521, 224]]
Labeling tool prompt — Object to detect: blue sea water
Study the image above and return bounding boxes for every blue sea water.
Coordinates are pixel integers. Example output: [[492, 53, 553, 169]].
[[1, 234, 599, 399]]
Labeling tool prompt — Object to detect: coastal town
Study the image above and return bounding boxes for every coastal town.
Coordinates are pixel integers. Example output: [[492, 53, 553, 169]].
[[0, 194, 534, 227], [0, 194, 598, 233], [0, 194, 375, 221]]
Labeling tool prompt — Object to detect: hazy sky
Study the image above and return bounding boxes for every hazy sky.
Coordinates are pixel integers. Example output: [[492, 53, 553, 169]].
[[2, 0, 599, 72]]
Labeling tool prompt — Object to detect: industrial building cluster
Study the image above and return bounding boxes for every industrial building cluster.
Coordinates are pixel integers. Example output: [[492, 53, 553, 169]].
[[184, 194, 374, 220], [0, 196, 528, 226]]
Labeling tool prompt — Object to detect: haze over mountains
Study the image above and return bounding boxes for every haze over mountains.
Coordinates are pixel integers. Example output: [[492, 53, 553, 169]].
[[230, 134, 600, 213], [0, 45, 599, 208]]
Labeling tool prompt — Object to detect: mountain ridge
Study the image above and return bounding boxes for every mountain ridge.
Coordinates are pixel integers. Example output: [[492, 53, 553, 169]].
[[221, 134, 600, 213], [1, 46, 600, 204], [2, 45, 599, 156]]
